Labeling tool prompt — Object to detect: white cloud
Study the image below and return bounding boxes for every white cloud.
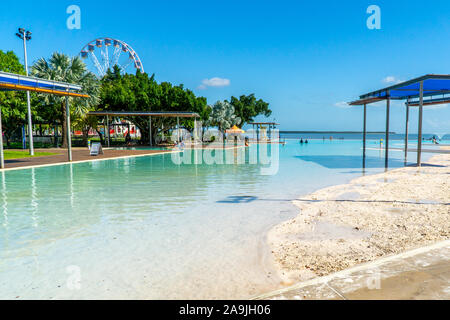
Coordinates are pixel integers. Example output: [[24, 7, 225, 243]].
[[198, 77, 230, 90], [382, 76, 404, 84], [334, 101, 352, 108]]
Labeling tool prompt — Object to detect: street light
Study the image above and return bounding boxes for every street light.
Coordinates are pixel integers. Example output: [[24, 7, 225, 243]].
[[16, 27, 34, 156]]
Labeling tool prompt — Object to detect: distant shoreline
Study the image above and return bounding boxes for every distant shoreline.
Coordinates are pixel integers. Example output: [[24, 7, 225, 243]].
[[280, 131, 396, 134]]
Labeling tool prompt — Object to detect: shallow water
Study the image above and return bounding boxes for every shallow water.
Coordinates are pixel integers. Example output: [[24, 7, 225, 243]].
[[0, 140, 433, 299]]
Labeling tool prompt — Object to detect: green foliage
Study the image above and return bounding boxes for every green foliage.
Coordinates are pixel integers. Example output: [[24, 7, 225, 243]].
[[229, 94, 272, 127], [0, 90, 28, 146], [0, 50, 28, 146], [99, 67, 209, 144], [31, 52, 99, 147], [0, 50, 25, 74], [207, 101, 241, 132], [3, 150, 58, 160]]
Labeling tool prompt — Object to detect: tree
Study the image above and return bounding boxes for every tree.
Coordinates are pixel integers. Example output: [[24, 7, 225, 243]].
[[229, 94, 271, 127], [31, 52, 99, 148], [0, 50, 25, 73], [0, 50, 28, 147], [207, 101, 241, 133], [99, 67, 209, 145]]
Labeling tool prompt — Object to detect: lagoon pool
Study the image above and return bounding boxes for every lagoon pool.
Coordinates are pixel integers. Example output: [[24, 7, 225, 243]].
[[0, 140, 434, 299]]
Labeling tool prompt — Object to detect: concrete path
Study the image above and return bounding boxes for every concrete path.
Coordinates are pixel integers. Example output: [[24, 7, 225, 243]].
[[256, 241, 450, 300], [1, 148, 174, 170]]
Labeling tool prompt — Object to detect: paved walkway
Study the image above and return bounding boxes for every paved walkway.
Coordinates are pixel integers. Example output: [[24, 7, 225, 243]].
[[256, 241, 450, 300], [2, 148, 174, 170]]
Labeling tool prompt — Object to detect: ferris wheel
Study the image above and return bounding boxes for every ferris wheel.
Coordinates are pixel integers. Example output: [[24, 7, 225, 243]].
[[80, 37, 144, 78]]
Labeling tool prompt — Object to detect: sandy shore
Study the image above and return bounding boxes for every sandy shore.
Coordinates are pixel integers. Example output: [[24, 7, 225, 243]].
[[268, 151, 450, 285]]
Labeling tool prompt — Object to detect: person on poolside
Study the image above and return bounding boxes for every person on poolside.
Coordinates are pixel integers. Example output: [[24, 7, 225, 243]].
[[125, 132, 132, 146], [175, 140, 185, 150]]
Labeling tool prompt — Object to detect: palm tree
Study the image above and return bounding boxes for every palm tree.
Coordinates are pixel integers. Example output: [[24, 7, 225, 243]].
[[32, 52, 99, 148], [208, 101, 241, 133]]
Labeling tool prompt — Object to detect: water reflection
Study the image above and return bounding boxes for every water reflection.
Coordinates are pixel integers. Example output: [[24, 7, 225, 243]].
[[31, 168, 38, 228], [1, 171, 7, 229], [69, 164, 74, 209]]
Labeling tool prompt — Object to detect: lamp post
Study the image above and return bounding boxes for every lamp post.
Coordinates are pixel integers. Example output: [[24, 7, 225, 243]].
[[16, 28, 34, 156]]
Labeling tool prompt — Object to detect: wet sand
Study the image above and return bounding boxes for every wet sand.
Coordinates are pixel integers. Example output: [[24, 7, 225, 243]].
[[256, 240, 450, 300], [268, 151, 450, 286]]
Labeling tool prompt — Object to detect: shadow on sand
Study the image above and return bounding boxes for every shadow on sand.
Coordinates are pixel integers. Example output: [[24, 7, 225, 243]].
[[217, 195, 449, 206]]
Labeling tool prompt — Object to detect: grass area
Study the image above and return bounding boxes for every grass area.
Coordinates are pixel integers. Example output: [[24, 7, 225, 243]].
[[3, 150, 59, 160]]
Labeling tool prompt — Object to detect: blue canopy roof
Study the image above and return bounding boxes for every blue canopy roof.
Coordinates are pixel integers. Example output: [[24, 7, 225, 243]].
[[349, 74, 450, 105], [0, 71, 84, 95]]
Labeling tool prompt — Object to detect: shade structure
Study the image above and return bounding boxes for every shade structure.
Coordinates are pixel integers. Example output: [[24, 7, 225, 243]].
[[350, 74, 450, 105], [348, 74, 450, 167], [226, 125, 245, 134], [88, 111, 201, 147], [88, 111, 199, 118], [248, 122, 280, 126], [0, 71, 89, 98], [0, 71, 89, 168]]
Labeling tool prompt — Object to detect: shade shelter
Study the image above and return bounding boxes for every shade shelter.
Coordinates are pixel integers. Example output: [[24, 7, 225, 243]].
[[225, 125, 245, 144], [349, 74, 450, 167], [226, 125, 245, 134], [0, 71, 89, 169], [249, 122, 280, 142], [87, 111, 200, 146]]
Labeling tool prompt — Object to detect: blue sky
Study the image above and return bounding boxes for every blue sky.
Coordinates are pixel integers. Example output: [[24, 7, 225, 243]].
[[1, 0, 450, 134]]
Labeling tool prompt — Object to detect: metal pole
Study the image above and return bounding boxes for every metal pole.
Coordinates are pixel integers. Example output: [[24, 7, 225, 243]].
[[106, 115, 110, 147], [385, 92, 390, 168], [417, 81, 424, 166], [405, 98, 410, 160], [0, 107, 4, 169], [177, 117, 180, 142], [23, 35, 34, 156], [149, 116, 152, 146], [66, 95, 72, 162], [22, 125, 26, 149], [363, 103, 367, 161], [194, 118, 197, 142], [54, 124, 58, 148]]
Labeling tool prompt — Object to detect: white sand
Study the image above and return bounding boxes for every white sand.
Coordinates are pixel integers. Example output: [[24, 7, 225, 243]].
[[268, 151, 450, 285]]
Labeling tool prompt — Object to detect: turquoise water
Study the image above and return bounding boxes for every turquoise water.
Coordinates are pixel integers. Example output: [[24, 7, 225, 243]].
[[280, 131, 450, 142], [0, 140, 434, 299]]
